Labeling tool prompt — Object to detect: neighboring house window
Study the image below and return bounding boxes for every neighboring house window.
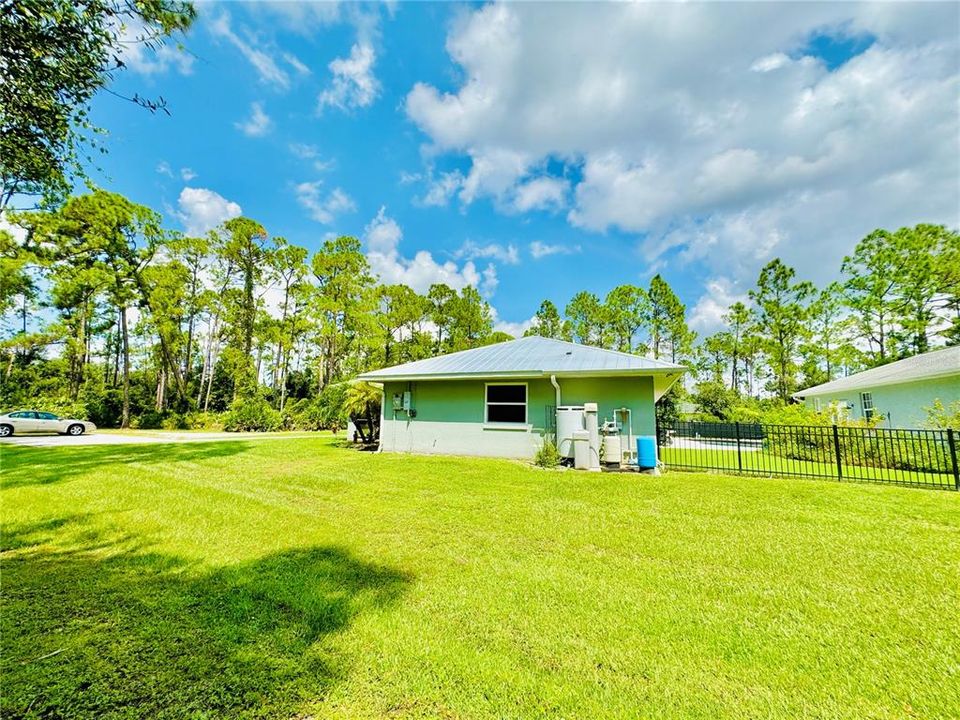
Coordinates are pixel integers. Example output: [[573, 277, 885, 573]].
[[860, 392, 875, 420], [813, 398, 822, 412], [486, 384, 527, 424]]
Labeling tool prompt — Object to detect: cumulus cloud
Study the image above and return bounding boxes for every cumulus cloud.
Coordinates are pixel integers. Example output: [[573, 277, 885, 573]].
[[235, 102, 272, 137], [405, 2, 960, 284], [689, 277, 750, 334], [180, 167, 197, 182], [420, 170, 464, 207], [318, 42, 380, 111], [295, 182, 355, 224], [364, 207, 498, 296], [490, 308, 535, 338], [529, 241, 581, 260], [175, 187, 242, 236]]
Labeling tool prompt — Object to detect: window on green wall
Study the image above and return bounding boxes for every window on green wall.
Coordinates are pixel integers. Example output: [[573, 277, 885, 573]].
[[486, 383, 527, 424], [860, 391, 875, 420]]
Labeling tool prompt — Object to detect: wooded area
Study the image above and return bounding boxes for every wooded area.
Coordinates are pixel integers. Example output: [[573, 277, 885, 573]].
[[1, 190, 957, 431]]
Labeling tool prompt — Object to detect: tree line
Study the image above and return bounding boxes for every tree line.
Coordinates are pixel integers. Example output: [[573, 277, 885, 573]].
[[522, 224, 958, 421], [1, 189, 956, 429]]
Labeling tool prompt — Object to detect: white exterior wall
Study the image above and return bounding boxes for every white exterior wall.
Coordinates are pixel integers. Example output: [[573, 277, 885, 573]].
[[379, 418, 545, 458]]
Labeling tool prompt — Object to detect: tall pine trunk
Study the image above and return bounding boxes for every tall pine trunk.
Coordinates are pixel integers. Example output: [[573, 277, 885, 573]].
[[120, 305, 130, 428]]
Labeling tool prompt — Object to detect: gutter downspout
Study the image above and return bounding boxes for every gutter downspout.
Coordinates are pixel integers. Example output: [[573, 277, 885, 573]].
[[550, 374, 562, 445]]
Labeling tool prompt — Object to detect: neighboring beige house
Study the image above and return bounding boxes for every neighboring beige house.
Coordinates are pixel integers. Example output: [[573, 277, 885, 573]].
[[793, 346, 960, 429]]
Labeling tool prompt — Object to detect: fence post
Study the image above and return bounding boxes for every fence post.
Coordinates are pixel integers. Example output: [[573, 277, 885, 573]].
[[948, 428, 959, 492], [832, 425, 843, 480], [735, 422, 743, 472]]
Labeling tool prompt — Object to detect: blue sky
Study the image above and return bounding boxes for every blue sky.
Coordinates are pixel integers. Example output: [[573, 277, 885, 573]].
[[86, 1, 959, 335]]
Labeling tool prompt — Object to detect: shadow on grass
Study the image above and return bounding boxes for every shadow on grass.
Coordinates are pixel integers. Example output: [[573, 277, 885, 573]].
[[2, 519, 410, 719], [0, 441, 260, 489]]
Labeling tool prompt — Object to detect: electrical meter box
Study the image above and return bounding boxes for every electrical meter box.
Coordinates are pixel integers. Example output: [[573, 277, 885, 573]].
[[392, 391, 413, 413]]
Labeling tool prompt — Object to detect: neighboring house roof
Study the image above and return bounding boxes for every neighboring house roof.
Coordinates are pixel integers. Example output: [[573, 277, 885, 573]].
[[356, 335, 685, 382], [794, 345, 960, 398]]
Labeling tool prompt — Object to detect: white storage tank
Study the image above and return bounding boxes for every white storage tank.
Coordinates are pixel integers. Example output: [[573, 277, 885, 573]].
[[556, 406, 585, 458]]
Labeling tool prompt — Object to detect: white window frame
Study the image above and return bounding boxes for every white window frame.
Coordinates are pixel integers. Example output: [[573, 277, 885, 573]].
[[484, 382, 528, 425], [860, 391, 875, 420]]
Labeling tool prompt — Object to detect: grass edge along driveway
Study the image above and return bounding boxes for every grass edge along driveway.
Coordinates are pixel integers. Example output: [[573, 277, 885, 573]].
[[2, 436, 959, 719]]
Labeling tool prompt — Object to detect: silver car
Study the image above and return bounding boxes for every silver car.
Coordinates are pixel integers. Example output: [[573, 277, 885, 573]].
[[0, 410, 97, 437]]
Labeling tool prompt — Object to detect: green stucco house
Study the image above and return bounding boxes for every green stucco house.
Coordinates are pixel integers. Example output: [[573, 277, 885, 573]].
[[793, 345, 959, 428], [357, 336, 685, 460]]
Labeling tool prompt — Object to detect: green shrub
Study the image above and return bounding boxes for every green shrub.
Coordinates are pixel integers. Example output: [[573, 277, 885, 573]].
[[130, 410, 164, 429], [282, 397, 328, 431], [222, 397, 283, 432], [534, 440, 561, 468], [160, 413, 190, 431], [184, 411, 224, 431]]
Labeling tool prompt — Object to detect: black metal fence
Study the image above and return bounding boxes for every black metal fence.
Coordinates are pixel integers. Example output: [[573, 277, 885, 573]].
[[656, 420, 960, 491]]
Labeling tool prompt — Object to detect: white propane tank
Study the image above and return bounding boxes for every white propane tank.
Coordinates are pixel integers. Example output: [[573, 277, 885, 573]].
[[556, 406, 585, 458]]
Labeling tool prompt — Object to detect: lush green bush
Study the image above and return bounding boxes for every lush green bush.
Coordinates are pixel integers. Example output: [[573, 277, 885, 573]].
[[924, 399, 960, 430], [534, 439, 561, 468], [282, 398, 328, 431], [184, 411, 224, 431], [222, 397, 283, 432]]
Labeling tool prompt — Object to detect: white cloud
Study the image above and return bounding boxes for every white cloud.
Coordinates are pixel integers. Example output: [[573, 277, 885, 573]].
[[180, 167, 197, 182], [176, 187, 242, 236], [236, 102, 272, 137], [295, 182, 356, 224], [283, 52, 311, 76], [288, 143, 334, 172], [318, 42, 380, 111], [512, 176, 568, 212], [209, 12, 291, 90], [364, 207, 498, 296], [529, 241, 581, 260], [405, 2, 960, 285], [454, 240, 520, 265], [490, 308, 535, 338], [156, 161, 174, 178], [689, 277, 750, 334], [252, 1, 342, 34], [420, 170, 464, 207], [751, 52, 791, 73], [118, 20, 194, 75]]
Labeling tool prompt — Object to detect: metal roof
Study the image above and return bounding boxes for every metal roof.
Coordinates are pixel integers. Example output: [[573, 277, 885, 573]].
[[357, 335, 685, 381], [794, 345, 960, 398]]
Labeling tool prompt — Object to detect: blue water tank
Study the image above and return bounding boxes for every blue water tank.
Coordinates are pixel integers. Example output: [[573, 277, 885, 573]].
[[636, 436, 658, 469]]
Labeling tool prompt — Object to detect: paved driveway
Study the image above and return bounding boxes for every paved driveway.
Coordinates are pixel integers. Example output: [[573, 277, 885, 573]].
[[0, 431, 322, 448]]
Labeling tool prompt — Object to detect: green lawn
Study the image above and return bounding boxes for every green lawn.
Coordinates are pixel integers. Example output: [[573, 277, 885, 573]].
[[2, 437, 959, 719], [660, 446, 957, 488]]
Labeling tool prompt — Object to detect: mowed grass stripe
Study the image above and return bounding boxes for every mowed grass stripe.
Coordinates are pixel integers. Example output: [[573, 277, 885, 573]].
[[2, 436, 958, 719]]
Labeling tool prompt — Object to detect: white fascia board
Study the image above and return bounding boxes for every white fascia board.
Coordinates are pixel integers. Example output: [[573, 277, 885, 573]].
[[356, 368, 687, 383]]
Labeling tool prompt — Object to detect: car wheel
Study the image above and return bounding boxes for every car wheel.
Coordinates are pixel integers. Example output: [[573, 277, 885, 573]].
[[0, 424, 12, 437], [67, 424, 85, 436]]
